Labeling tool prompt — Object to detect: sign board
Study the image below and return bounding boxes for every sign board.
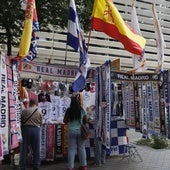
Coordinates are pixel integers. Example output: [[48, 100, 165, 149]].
[[111, 58, 120, 71], [21, 62, 78, 78], [111, 71, 160, 81]]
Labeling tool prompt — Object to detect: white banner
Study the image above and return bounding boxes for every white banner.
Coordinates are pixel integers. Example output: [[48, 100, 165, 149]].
[[22, 61, 78, 78], [0, 52, 9, 154]]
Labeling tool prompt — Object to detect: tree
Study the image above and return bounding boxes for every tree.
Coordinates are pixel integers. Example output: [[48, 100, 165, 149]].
[[0, 0, 93, 56], [0, 0, 24, 56]]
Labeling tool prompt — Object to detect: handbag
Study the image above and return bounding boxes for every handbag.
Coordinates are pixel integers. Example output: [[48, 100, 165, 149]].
[[81, 124, 92, 140], [80, 117, 92, 140]]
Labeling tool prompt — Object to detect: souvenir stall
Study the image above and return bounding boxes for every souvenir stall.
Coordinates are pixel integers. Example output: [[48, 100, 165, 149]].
[[19, 61, 99, 161], [88, 60, 170, 158], [0, 56, 134, 162], [111, 70, 170, 140], [18, 60, 129, 160], [84, 60, 128, 158]]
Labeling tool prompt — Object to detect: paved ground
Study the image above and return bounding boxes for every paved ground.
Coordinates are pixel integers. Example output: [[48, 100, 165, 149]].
[[1, 129, 170, 170]]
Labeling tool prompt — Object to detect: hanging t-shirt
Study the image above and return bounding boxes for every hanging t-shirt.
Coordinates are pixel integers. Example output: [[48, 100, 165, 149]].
[[38, 101, 52, 123], [58, 96, 71, 123], [82, 90, 96, 120], [50, 94, 60, 121]]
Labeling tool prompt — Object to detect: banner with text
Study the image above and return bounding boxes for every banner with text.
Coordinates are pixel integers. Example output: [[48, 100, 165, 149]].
[[111, 72, 160, 81], [0, 52, 9, 154], [21, 62, 78, 78]]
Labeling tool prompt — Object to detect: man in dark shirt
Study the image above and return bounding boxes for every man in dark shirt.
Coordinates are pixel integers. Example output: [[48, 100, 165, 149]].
[[20, 99, 43, 170]]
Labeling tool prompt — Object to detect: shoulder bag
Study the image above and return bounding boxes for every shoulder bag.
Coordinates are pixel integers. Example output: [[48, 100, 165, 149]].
[[21, 108, 38, 126], [80, 114, 92, 140]]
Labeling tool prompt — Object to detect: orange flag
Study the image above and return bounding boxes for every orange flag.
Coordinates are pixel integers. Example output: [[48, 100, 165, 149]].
[[18, 0, 35, 57], [91, 0, 146, 55]]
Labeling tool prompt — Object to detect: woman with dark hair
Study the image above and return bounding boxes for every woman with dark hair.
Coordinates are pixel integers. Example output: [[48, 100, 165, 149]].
[[64, 96, 88, 170]]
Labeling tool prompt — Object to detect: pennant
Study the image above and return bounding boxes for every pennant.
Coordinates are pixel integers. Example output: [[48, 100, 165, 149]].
[[67, 0, 80, 51], [91, 0, 146, 55], [152, 4, 166, 72], [131, 1, 146, 72], [18, 0, 35, 58]]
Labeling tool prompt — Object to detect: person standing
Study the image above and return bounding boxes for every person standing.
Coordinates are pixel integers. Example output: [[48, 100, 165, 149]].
[[63, 96, 88, 170], [20, 99, 43, 170]]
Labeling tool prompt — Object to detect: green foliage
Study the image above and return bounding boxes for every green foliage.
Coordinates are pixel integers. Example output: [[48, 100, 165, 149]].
[[136, 134, 170, 149], [0, 0, 24, 55], [36, 0, 93, 32], [150, 134, 169, 149], [136, 138, 152, 147]]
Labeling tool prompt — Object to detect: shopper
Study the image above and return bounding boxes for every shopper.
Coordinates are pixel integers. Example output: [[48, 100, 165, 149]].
[[20, 99, 43, 170], [63, 96, 88, 170]]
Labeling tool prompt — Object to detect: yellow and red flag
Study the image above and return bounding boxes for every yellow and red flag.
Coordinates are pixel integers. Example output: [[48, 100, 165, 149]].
[[18, 0, 35, 58], [91, 0, 146, 55]]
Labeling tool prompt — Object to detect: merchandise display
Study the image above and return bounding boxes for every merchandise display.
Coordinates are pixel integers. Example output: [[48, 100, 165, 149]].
[[0, 52, 170, 166]]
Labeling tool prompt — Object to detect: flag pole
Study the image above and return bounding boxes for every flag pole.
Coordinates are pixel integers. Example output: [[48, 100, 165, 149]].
[[65, 0, 70, 66], [48, 28, 55, 64], [152, 3, 161, 72], [87, 29, 91, 51], [64, 44, 68, 65]]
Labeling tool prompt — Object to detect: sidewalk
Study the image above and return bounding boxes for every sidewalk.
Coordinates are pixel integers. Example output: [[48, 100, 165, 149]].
[[1, 129, 170, 170]]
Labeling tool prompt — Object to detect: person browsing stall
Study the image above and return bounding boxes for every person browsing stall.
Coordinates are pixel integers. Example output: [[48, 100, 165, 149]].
[[20, 99, 43, 170], [64, 96, 88, 170]]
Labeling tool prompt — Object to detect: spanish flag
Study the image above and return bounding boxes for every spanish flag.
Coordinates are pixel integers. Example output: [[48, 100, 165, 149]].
[[91, 0, 146, 55], [18, 0, 35, 58]]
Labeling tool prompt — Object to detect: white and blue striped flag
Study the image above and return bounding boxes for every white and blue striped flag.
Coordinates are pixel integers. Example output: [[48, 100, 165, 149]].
[[67, 0, 80, 51], [67, 0, 90, 92]]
